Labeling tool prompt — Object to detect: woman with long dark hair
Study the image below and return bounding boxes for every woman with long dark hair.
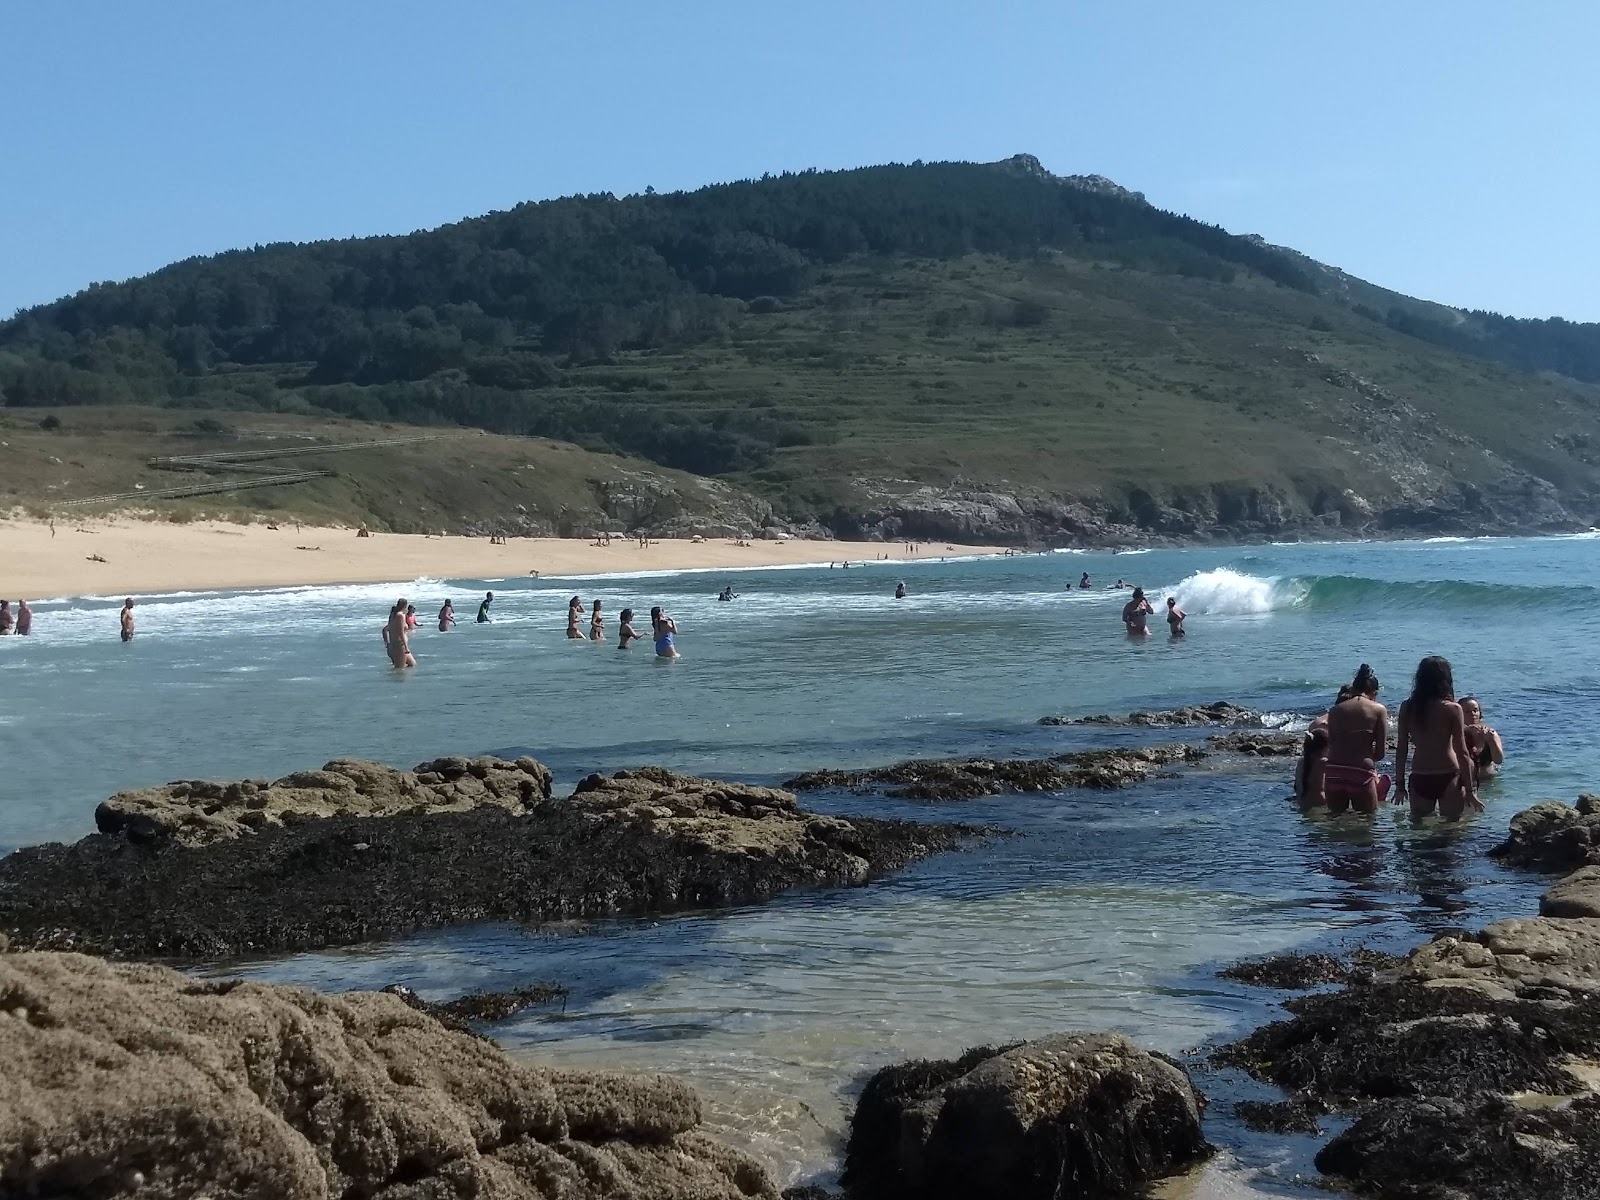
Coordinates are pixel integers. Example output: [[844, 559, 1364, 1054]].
[[1323, 664, 1391, 814], [1395, 656, 1480, 820]]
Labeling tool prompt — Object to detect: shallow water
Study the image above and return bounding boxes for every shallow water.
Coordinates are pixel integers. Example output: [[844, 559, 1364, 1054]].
[[2, 536, 1593, 1191]]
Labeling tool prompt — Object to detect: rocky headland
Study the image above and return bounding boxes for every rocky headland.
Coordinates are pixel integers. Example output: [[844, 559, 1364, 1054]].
[[0, 760, 975, 960], [1214, 796, 1600, 1198]]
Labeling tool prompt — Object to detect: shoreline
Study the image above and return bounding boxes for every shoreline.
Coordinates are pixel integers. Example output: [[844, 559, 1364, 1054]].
[[0, 516, 1005, 599]]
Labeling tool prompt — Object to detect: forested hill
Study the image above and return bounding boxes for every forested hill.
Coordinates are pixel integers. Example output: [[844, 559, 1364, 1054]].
[[4, 155, 1600, 543]]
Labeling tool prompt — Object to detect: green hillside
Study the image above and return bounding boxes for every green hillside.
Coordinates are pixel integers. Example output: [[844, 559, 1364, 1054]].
[[4, 154, 1599, 541]]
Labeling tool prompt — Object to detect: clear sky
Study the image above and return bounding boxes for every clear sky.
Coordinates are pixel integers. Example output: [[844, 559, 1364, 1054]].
[[4, 1, 1597, 320]]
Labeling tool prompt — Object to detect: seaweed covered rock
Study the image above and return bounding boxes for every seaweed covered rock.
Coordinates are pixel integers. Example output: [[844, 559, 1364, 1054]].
[[1315, 1093, 1600, 1200], [1205, 730, 1301, 757], [380, 982, 568, 1037], [785, 746, 1203, 801], [94, 755, 555, 847], [0, 950, 778, 1200], [1038, 701, 1267, 727], [841, 1033, 1210, 1200], [1488, 796, 1600, 872], [1220, 952, 1352, 989], [1, 768, 973, 960]]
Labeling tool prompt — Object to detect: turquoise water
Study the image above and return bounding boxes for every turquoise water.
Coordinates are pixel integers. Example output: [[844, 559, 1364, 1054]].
[[3, 535, 1596, 1190]]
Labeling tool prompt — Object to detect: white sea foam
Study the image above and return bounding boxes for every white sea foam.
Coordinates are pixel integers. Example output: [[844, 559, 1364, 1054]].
[[1163, 568, 1299, 616]]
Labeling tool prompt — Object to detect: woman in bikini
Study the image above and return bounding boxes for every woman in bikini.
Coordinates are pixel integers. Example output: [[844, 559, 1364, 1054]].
[[1394, 656, 1481, 821], [618, 608, 645, 649], [589, 599, 604, 642], [1460, 696, 1504, 786], [1295, 726, 1329, 808], [566, 596, 585, 640], [1323, 665, 1391, 815]]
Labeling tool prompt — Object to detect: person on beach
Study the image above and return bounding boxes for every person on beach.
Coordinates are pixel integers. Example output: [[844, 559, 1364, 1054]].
[[1122, 587, 1153, 635], [1460, 696, 1504, 785], [405, 604, 419, 631], [119, 598, 135, 643], [384, 600, 415, 669], [0, 600, 11, 635], [1295, 726, 1329, 808], [477, 591, 494, 623], [1323, 665, 1391, 815], [14, 600, 32, 636], [438, 600, 456, 631], [895, 581, 907, 599], [589, 599, 604, 642], [1395, 656, 1480, 820], [651, 606, 679, 659], [566, 596, 585, 640], [618, 608, 645, 649], [1166, 597, 1186, 637]]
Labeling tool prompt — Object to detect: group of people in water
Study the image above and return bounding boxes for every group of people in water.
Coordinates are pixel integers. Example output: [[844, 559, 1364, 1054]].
[[1295, 657, 1504, 821], [0, 600, 34, 636], [1117, 587, 1185, 638], [382, 591, 681, 668]]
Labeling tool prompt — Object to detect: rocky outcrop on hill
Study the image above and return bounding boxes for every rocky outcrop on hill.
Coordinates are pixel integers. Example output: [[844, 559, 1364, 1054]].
[[785, 746, 1202, 801], [1489, 794, 1600, 871], [0, 950, 779, 1200], [95, 755, 555, 847], [0, 766, 973, 960], [840, 1033, 1210, 1200]]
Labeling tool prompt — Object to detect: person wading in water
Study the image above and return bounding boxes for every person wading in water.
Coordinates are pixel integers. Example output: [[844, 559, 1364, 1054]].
[[1323, 664, 1391, 815], [1395, 656, 1480, 821]]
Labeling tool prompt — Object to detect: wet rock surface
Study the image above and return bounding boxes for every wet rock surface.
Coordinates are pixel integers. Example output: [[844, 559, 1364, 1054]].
[[840, 1033, 1210, 1200], [786, 745, 1203, 800], [1205, 730, 1301, 757], [1039, 700, 1272, 727], [94, 755, 555, 847], [380, 982, 569, 1038], [0, 950, 780, 1200], [1488, 795, 1600, 871], [0, 766, 974, 960], [1220, 952, 1352, 989], [1543, 865, 1600, 919]]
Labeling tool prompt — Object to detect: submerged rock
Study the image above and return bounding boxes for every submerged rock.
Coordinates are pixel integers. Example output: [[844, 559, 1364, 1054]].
[[0, 950, 779, 1200], [0, 766, 974, 960], [841, 1033, 1210, 1200], [1220, 952, 1352, 989], [785, 745, 1203, 800], [380, 982, 568, 1037], [94, 755, 555, 847], [1488, 796, 1600, 872], [1204, 730, 1301, 757], [1039, 701, 1271, 727]]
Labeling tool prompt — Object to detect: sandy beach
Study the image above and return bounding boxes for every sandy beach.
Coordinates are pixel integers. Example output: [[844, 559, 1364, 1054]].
[[0, 516, 1003, 598]]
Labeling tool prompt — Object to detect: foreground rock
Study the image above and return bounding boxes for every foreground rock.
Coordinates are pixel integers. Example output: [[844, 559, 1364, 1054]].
[[1218, 912, 1600, 1198], [0, 950, 778, 1200], [0, 766, 973, 959], [1543, 866, 1600, 919], [786, 746, 1202, 800], [96, 755, 555, 847], [1039, 701, 1272, 727], [841, 1033, 1210, 1200], [1488, 795, 1600, 872]]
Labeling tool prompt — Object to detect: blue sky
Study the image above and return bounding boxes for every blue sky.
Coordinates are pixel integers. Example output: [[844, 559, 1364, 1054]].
[[4, 1, 1597, 319]]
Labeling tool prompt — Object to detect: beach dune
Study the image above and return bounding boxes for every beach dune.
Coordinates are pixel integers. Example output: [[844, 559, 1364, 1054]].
[[0, 517, 1002, 598]]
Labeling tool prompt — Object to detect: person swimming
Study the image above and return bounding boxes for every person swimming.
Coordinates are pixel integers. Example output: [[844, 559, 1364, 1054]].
[[1395, 656, 1480, 820], [589, 598, 604, 642], [894, 581, 906, 599], [1460, 695, 1504, 785], [1295, 726, 1329, 808], [717, 586, 737, 602], [651, 605, 679, 659], [1323, 664, 1391, 815], [476, 591, 494, 623], [1079, 573, 1091, 589], [566, 596, 584, 640], [1165, 597, 1186, 637], [438, 600, 456, 631], [405, 604, 419, 631], [384, 599, 415, 669], [618, 608, 645, 649], [1122, 587, 1153, 635], [119, 598, 135, 643]]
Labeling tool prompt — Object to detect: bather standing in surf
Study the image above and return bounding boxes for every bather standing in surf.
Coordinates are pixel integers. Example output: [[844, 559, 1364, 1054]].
[[566, 596, 585, 640], [1460, 696, 1504, 786], [650, 606, 679, 659], [1323, 665, 1390, 814], [1395, 656, 1480, 820], [1122, 588, 1153, 635], [384, 600, 415, 669]]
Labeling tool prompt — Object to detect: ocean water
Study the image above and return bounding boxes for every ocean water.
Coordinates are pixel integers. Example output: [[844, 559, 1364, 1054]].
[[3, 535, 1596, 1191]]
